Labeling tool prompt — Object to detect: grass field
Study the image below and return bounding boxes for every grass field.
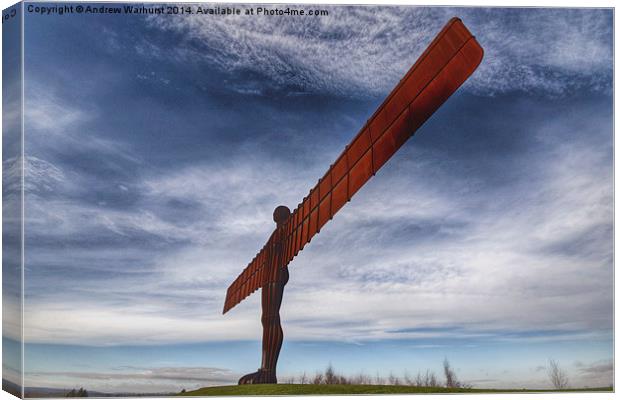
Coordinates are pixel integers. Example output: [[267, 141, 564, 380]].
[[179, 384, 613, 396]]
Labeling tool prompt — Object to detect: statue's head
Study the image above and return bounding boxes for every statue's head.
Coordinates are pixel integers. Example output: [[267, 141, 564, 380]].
[[273, 205, 291, 226]]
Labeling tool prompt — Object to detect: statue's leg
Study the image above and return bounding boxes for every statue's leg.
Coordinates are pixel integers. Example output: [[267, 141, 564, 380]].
[[238, 267, 289, 385], [260, 266, 289, 381]]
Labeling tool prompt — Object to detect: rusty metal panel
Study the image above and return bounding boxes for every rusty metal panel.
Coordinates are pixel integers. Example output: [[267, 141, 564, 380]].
[[284, 220, 292, 263], [299, 214, 308, 251], [306, 191, 314, 245], [318, 193, 331, 230], [302, 217, 310, 248], [331, 155, 348, 185], [294, 206, 302, 256], [408, 39, 483, 134], [388, 107, 412, 150], [308, 189, 315, 216], [297, 206, 303, 250], [347, 128, 371, 166], [243, 264, 249, 282], [310, 186, 319, 209], [331, 176, 348, 217], [315, 178, 322, 232], [249, 271, 254, 295], [288, 209, 296, 259], [318, 176, 331, 201], [283, 222, 291, 264], [257, 250, 264, 280], [400, 21, 470, 111], [244, 265, 251, 290], [309, 208, 318, 239], [384, 87, 409, 125], [368, 109, 389, 142], [291, 208, 297, 257], [289, 219, 295, 261], [372, 127, 395, 172], [302, 196, 310, 220], [293, 205, 300, 254], [348, 151, 373, 198]]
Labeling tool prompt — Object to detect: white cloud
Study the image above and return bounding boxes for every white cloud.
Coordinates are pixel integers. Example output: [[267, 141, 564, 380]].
[[24, 82, 143, 167], [573, 359, 613, 388], [22, 113, 612, 345], [147, 7, 611, 97], [25, 82, 88, 132]]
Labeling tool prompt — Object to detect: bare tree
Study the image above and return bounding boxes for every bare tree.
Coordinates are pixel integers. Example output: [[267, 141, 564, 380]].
[[324, 364, 337, 384], [429, 371, 438, 387], [443, 358, 462, 388], [417, 370, 438, 387], [357, 373, 372, 385], [548, 359, 569, 389], [388, 372, 401, 385], [299, 371, 308, 384], [312, 372, 324, 385], [414, 372, 423, 387]]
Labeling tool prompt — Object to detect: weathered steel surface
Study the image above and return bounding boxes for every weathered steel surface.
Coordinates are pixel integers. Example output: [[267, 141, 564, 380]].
[[237, 206, 291, 384], [223, 18, 483, 315]]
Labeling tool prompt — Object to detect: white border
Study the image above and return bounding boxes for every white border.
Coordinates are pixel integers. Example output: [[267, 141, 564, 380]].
[[0, 1, 615, 400]]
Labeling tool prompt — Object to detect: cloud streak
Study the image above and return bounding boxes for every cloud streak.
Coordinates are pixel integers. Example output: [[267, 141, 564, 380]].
[[22, 98, 612, 345], [148, 7, 612, 97]]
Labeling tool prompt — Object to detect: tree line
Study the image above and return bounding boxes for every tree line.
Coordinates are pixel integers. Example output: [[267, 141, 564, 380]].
[[282, 358, 469, 388]]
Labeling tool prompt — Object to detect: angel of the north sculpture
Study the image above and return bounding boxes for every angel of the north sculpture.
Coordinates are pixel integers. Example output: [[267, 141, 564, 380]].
[[223, 17, 484, 385]]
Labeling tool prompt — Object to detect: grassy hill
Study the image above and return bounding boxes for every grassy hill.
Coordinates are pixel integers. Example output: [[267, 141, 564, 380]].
[[179, 384, 613, 396]]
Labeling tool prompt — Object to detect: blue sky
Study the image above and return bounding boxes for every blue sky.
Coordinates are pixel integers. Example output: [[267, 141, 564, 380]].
[[4, 3, 613, 393]]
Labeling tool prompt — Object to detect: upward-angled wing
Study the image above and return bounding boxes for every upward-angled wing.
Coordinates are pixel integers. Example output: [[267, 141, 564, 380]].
[[280, 18, 483, 268], [223, 17, 483, 314]]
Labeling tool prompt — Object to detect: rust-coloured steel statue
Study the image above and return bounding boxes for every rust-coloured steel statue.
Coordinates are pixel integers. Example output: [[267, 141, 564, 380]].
[[223, 18, 484, 385]]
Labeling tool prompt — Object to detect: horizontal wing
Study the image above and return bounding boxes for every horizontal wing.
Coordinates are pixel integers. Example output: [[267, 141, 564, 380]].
[[281, 18, 484, 265], [222, 237, 271, 314]]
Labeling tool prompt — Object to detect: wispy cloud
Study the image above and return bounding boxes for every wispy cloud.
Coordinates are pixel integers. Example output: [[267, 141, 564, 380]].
[[22, 100, 612, 345], [147, 7, 612, 97], [25, 82, 89, 132], [575, 359, 613, 384]]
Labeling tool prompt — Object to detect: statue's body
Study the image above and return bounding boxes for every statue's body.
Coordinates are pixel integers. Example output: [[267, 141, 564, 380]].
[[239, 206, 290, 385], [223, 18, 484, 385]]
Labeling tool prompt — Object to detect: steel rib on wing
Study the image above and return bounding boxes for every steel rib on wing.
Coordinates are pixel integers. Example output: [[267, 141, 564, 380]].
[[223, 18, 483, 314]]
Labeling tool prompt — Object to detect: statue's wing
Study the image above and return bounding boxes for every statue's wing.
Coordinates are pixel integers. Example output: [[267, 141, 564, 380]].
[[224, 17, 483, 314], [223, 238, 270, 314], [281, 18, 483, 266]]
